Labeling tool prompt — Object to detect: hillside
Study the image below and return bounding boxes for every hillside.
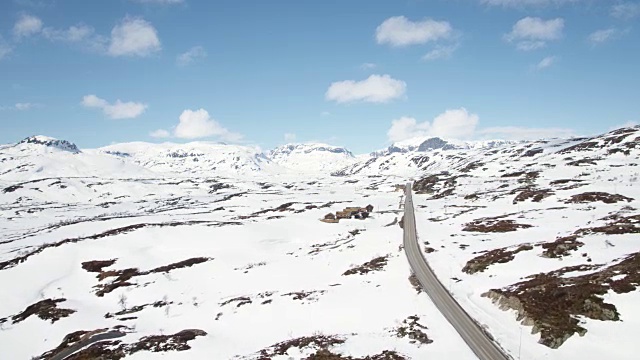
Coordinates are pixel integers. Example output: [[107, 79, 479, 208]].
[[0, 126, 638, 359]]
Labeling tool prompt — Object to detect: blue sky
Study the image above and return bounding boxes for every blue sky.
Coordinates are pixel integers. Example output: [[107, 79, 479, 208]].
[[0, 0, 639, 153]]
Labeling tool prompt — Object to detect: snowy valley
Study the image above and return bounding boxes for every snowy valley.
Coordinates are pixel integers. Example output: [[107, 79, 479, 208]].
[[1, 127, 639, 359]]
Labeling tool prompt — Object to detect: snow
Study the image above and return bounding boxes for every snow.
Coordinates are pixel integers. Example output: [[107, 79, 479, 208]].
[[1, 126, 639, 359]]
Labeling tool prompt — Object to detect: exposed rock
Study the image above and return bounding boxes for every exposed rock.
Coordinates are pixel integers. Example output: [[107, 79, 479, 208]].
[[463, 244, 533, 274]]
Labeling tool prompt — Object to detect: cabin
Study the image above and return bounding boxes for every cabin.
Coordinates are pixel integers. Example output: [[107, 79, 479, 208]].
[[336, 211, 352, 219], [365, 204, 374, 212], [324, 213, 336, 220]]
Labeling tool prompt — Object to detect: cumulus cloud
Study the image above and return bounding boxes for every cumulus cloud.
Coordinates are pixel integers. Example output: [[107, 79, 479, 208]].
[[376, 16, 453, 47], [13, 14, 43, 39], [387, 108, 575, 142], [42, 24, 95, 42], [149, 129, 170, 138], [387, 108, 479, 142], [177, 46, 207, 66], [284, 133, 297, 142], [505, 17, 564, 50], [174, 109, 243, 141], [535, 56, 557, 70], [423, 44, 459, 61], [478, 126, 575, 140], [107, 17, 161, 57], [325, 74, 407, 104], [81, 94, 148, 119], [587, 28, 620, 45], [611, 2, 640, 19]]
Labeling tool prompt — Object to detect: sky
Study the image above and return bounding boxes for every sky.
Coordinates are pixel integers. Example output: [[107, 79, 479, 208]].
[[0, 0, 639, 154]]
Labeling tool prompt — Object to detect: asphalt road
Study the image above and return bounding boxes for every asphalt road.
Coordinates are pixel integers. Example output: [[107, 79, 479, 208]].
[[403, 183, 510, 360], [48, 330, 127, 360]]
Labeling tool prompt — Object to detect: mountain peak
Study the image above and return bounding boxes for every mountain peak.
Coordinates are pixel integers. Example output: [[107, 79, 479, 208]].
[[19, 135, 81, 154]]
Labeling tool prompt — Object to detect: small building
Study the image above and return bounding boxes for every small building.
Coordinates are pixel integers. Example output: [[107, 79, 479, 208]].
[[324, 213, 336, 220], [336, 211, 352, 219], [365, 204, 374, 212]]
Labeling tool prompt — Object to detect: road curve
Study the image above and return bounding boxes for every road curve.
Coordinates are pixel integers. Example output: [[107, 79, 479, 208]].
[[48, 330, 127, 360], [403, 183, 510, 360]]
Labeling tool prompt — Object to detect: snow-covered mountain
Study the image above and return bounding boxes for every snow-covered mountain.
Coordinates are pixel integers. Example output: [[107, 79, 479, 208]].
[[267, 143, 357, 173], [97, 141, 277, 176], [0, 136, 154, 182], [371, 136, 521, 157]]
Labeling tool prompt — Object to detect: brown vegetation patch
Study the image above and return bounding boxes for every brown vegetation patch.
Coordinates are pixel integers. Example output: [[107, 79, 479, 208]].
[[459, 161, 485, 173], [393, 315, 433, 345], [567, 158, 599, 166], [463, 217, 533, 233], [0, 221, 214, 271], [93, 257, 211, 296], [105, 300, 172, 319], [522, 148, 543, 157], [257, 335, 345, 358], [220, 296, 252, 307], [282, 290, 326, 302], [463, 244, 533, 274], [39, 328, 206, 360], [408, 274, 422, 293], [574, 214, 640, 235], [81, 259, 117, 273], [566, 192, 634, 204], [540, 236, 585, 258], [1, 298, 75, 325], [549, 179, 584, 185], [343, 256, 389, 276], [304, 349, 407, 360], [513, 188, 554, 204], [483, 252, 640, 349]]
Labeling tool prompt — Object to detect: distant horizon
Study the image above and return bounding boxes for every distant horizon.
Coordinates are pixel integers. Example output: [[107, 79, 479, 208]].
[[1, 0, 638, 154], [9, 123, 637, 156]]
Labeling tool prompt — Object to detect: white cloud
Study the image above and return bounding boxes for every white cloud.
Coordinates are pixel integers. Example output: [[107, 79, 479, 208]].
[[516, 40, 546, 51], [42, 24, 94, 42], [15, 102, 41, 110], [149, 129, 170, 138], [81, 94, 148, 119], [108, 17, 161, 57], [284, 133, 297, 142], [478, 126, 575, 140], [535, 55, 557, 69], [587, 28, 619, 45], [13, 14, 43, 39], [321, 111, 331, 116], [131, 0, 184, 4], [387, 109, 576, 142], [609, 121, 639, 131], [174, 109, 243, 141], [361, 62, 377, 70], [505, 17, 564, 50], [325, 74, 407, 104], [387, 108, 479, 142], [481, 0, 580, 7], [0, 37, 12, 60], [177, 46, 207, 66], [376, 16, 453, 47], [423, 44, 459, 61], [1, 102, 41, 111], [611, 2, 640, 19]]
